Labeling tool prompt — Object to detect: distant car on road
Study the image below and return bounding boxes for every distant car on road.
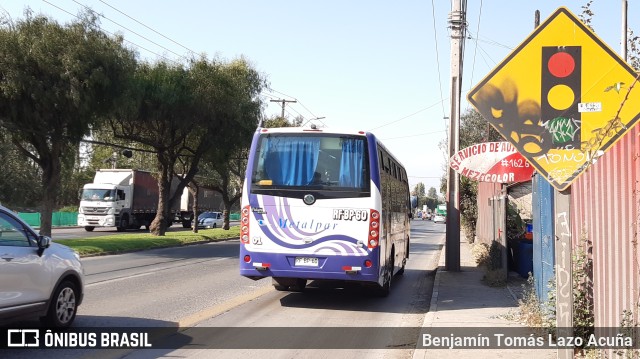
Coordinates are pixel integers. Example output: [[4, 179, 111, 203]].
[[433, 213, 446, 224], [196, 211, 224, 229], [0, 204, 84, 327]]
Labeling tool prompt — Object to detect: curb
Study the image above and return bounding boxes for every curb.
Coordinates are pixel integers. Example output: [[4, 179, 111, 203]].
[[412, 243, 444, 359]]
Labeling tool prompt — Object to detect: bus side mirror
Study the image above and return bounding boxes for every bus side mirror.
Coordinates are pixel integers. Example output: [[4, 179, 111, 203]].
[[408, 212, 413, 219]]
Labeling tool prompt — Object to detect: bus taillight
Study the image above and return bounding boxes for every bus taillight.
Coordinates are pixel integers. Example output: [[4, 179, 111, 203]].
[[241, 205, 250, 244], [368, 209, 380, 249]]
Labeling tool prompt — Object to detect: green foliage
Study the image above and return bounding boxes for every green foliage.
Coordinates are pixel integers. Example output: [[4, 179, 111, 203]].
[[0, 11, 136, 235], [514, 275, 556, 332], [0, 134, 42, 209], [572, 233, 594, 343], [459, 176, 478, 241], [578, 1, 595, 33], [472, 240, 506, 287], [506, 202, 525, 251], [263, 115, 300, 128], [627, 28, 640, 72]]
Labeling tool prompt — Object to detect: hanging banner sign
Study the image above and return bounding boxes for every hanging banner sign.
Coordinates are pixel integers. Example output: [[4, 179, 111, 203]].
[[449, 142, 534, 183]]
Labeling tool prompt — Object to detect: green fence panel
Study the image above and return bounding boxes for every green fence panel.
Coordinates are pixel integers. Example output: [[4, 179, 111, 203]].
[[17, 212, 41, 227], [230, 213, 240, 220], [52, 212, 61, 226], [52, 212, 78, 226], [17, 212, 77, 227]]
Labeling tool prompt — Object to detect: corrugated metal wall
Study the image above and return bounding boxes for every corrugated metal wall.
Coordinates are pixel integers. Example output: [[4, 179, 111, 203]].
[[570, 124, 640, 327], [476, 182, 502, 245]]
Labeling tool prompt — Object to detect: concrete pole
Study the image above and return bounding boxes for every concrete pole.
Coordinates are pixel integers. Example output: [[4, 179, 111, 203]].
[[446, 0, 464, 271]]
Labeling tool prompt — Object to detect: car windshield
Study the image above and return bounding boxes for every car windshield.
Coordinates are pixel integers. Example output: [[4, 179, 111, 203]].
[[199, 212, 217, 220]]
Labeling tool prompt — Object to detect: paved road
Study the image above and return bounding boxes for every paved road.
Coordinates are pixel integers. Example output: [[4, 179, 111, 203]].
[[3, 219, 445, 359]]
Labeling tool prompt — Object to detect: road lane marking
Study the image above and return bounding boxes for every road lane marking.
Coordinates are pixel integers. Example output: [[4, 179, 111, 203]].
[[178, 284, 274, 328]]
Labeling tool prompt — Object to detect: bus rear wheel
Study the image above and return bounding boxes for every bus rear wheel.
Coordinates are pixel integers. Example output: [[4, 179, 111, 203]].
[[375, 253, 393, 297]]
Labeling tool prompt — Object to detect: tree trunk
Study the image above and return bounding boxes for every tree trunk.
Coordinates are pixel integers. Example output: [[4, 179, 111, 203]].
[[150, 172, 170, 236], [222, 208, 230, 230], [189, 184, 198, 233], [39, 153, 61, 237]]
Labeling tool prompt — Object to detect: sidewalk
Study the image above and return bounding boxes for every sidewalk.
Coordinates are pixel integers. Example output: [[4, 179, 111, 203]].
[[413, 238, 556, 359]]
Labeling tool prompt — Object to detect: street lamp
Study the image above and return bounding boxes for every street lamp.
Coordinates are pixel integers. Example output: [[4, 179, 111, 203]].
[[302, 116, 326, 128]]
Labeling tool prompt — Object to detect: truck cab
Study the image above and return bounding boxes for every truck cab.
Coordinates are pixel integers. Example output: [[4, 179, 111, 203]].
[[77, 183, 130, 231]]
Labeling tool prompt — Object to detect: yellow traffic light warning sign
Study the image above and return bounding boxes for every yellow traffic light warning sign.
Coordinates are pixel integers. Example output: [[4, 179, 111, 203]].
[[467, 7, 640, 191]]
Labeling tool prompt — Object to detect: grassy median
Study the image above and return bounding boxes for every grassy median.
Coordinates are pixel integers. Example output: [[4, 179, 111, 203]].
[[56, 226, 240, 257]]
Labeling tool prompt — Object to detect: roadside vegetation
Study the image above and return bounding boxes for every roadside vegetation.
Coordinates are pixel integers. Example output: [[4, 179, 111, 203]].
[[57, 226, 240, 257], [0, 9, 274, 237]]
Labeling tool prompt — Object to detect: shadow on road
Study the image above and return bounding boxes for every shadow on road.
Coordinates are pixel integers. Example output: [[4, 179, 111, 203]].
[[277, 268, 436, 315]]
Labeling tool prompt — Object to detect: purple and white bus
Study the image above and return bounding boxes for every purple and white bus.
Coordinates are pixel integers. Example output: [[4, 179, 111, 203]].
[[239, 126, 411, 296]]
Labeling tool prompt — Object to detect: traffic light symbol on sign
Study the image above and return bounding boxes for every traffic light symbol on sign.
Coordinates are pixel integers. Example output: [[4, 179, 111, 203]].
[[541, 46, 582, 149]]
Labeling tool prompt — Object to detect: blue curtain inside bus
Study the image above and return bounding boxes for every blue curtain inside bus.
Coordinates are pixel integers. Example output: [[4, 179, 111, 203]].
[[264, 137, 321, 186], [339, 138, 365, 188]]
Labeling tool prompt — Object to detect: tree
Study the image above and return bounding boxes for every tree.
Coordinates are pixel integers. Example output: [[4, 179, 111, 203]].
[[0, 11, 136, 236], [0, 133, 42, 209], [194, 59, 266, 229], [110, 61, 199, 236], [412, 183, 425, 197], [111, 57, 265, 236], [427, 187, 437, 199]]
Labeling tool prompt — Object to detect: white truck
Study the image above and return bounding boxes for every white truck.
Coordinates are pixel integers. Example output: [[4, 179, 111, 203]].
[[77, 169, 221, 231]]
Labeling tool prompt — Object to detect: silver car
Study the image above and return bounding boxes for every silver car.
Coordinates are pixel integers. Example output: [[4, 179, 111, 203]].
[[0, 205, 84, 327], [196, 211, 224, 229]]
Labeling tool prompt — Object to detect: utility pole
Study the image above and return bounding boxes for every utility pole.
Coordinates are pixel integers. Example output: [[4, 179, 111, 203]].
[[622, 0, 628, 61], [445, 0, 465, 271], [270, 99, 297, 119]]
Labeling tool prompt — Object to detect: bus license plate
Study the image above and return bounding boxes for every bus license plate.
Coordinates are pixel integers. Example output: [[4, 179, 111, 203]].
[[295, 257, 318, 267]]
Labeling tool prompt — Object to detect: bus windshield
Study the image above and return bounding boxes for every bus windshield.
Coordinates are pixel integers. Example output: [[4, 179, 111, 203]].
[[251, 134, 369, 191]]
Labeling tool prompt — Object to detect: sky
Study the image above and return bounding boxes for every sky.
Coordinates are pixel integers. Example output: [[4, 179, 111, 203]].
[[1, 0, 637, 193]]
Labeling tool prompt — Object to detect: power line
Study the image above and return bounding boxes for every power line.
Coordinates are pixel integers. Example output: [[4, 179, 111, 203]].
[[41, 0, 181, 65], [468, 0, 482, 91], [367, 98, 447, 131], [72, 0, 188, 61], [98, 0, 198, 55], [380, 130, 447, 141], [431, 0, 447, 125], [296, 100, 320, 119]]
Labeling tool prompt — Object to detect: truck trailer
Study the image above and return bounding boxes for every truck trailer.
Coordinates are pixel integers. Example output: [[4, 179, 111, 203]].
[[77, 169, 221, 231]]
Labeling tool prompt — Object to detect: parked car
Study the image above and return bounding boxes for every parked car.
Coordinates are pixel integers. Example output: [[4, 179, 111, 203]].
[[196, 211, 224, 229], [433, 213, 446, 224], [0, 205, 84, 327]]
